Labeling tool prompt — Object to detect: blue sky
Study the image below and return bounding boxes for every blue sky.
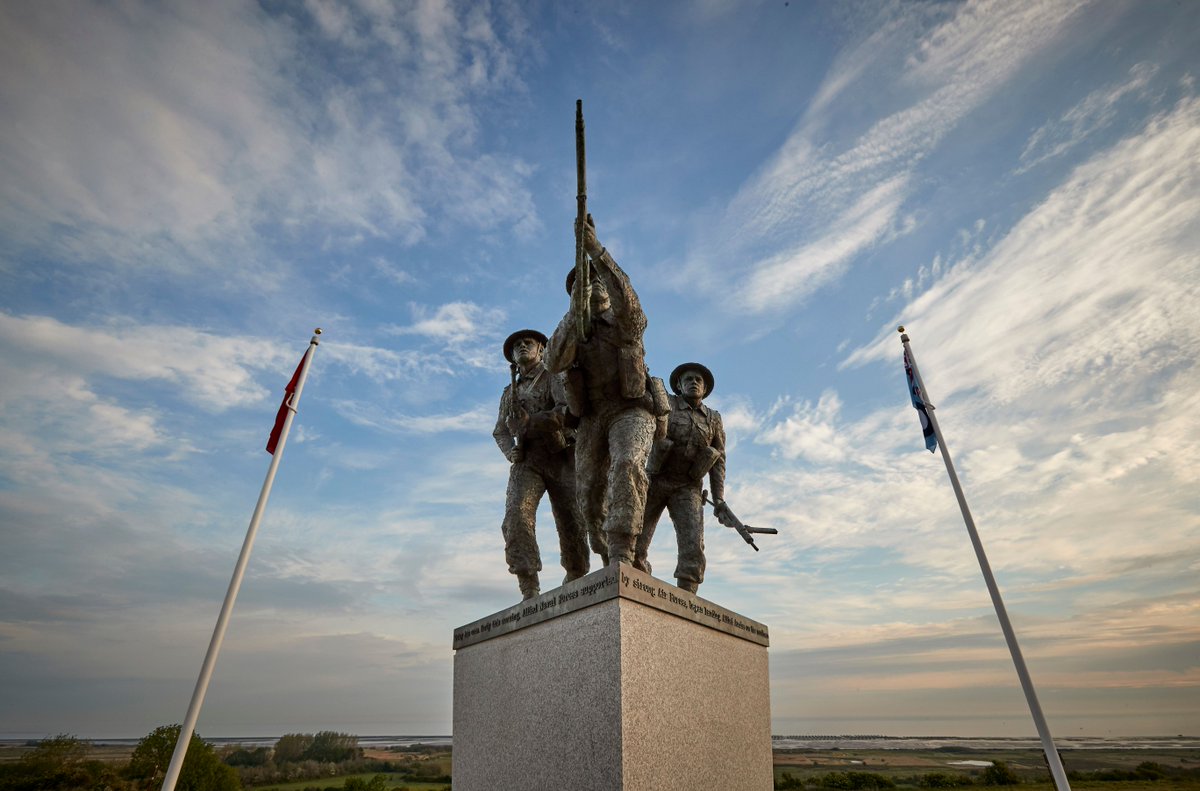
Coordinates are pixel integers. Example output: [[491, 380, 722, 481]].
[[1, 0, 1198, 739]]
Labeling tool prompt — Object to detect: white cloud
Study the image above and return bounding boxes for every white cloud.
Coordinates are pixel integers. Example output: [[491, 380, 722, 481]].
[[1018, 62, 1159, 173], [384, 301, 508, 369], [0, 312, 284, 409], [390, 301, 505, 345], [0, 2, 292, 242], [672, 93, 1200, 701], [723, 94, 1200, 664], [845, 94, 1200, 410], [0, 0, 539, 268], [331, 400, 494, 434], [323, 340, 448, 384], [735, 176, 909, 311], [757, 391, 852, 465], [690, 0, 1091, 314]]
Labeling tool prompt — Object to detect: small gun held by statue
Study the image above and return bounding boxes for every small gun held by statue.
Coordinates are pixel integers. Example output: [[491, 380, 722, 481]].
[[702, 490, 779, 552]]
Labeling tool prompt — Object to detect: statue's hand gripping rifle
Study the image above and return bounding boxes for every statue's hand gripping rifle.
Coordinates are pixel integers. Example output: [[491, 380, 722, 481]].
[[506, 362, 527, 463], [702, 490, 779, 552], [573, 99, 591, 341]]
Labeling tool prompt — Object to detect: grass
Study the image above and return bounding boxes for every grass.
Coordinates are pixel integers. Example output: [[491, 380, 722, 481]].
[[253, 773, 449, 791], [771, 749, 1200, 790]]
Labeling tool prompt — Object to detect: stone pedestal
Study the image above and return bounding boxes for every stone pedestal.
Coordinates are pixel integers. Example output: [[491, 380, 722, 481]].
[[452, 563, 772, 791]]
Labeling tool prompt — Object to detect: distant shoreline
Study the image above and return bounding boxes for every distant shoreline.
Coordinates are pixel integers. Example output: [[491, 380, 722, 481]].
[[2, 735, 1196, 750]]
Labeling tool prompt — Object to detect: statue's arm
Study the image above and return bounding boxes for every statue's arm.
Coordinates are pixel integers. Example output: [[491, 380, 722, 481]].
[[527, 372, 570, 434], [707, 409, 727, 503], [493, 386, 516, 460], [550, 369, 569, 410], [582, 219, 647, 338], [545, 312, 578, 373], [591, 246, 647, 338]]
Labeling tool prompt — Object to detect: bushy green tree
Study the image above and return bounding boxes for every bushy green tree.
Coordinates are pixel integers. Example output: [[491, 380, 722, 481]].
[[776, 771, 805, 789], [302, 732, 359, 763], [980, 761, 1021, 786], [272, 733, 314, 765], [819, 771, 896, 789], [12, 734, 90, 775], [342, 776, 388, 791], [223, 747, 270, 768], [0, 734, 125, 791], [127, 725, 240, 791], [919, 771, 974, 787]]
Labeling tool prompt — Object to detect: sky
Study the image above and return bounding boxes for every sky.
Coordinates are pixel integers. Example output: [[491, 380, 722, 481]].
[[1, 0, 1198, 740]]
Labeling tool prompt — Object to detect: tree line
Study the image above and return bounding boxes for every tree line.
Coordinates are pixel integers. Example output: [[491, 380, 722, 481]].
[[0, 727, 239, 791], [0, 727, 453, 791]]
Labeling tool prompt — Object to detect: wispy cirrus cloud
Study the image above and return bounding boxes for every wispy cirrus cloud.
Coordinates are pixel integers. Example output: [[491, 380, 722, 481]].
[[329, 400, 494, 435], [384, 301, 508, 369], [1017, 62, 1159, 173], [0, 312, 286, 409], [844, 94, 1200, 411], [0, 0, 539, 271], [702, 92, 1200, 697], [689, 0, 1090, 314]]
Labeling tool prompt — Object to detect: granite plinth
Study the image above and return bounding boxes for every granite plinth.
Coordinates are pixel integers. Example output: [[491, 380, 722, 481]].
[[452, 563, 772, 791]]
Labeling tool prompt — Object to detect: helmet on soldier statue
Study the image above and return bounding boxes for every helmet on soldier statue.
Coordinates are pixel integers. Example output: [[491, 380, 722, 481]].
[[503, 329, 548, 363], [669, 362, 715, 397]]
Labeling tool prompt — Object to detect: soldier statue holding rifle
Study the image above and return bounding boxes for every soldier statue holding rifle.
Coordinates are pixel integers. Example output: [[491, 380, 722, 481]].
[[545, 100, 669, 567], [493, 100, 770, 593], [635, 363, 778, 591], [635, 363, 731, 592], [493, 329, 591, 600], [545, 218, 670, 566]]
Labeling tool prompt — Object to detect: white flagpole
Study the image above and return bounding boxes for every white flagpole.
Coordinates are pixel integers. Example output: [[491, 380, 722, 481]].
[[898, 326, 1071, 791], [161, 328, 322, 791]]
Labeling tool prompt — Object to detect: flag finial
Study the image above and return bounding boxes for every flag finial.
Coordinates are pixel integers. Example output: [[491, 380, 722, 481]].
[[314, 327, 322, 335], [898, 325, 909, 342]]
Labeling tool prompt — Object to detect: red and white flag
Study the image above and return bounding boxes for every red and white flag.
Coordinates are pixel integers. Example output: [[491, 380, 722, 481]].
[[266, 355, 305, 454]]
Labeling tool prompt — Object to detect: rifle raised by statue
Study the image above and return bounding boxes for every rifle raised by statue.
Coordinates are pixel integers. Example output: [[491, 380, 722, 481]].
[[573, 99, 591, 340]]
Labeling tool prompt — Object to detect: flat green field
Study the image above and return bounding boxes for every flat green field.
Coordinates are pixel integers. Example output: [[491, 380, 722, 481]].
[[253, 774, 448, 791], [772, 748, 1200, 789]]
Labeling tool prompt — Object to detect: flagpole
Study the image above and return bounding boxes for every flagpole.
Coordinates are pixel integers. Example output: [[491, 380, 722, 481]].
[[898, 326, 1070, 791], [161, 328, 322, 791]]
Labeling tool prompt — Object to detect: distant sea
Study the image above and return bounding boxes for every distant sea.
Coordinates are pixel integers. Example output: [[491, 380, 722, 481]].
[[768, 736, 1199, 751], [4, 735, 1196, 750]]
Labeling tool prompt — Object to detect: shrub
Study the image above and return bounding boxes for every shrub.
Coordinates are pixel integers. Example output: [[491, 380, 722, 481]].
[[919, 772, 974, 787], [302, 733, 359, 764], [980, 761, 1021, 786], [126, 725, 241, 791], [819, 771, 896, 789], [342, 777, 388, 791], [225, 748, 271, 768]]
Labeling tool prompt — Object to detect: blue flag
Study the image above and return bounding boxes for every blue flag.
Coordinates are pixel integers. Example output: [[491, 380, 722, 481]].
[[904, 350, 937, 453]]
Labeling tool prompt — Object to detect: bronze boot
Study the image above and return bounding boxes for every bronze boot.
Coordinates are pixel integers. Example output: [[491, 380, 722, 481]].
[[517, 573, 540, 600], [607, 534, 634, 565]]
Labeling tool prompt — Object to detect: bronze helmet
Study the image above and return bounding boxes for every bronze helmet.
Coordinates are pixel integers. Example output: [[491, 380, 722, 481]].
[[503, 329, 548, 363], [669, 362, 715, 397]]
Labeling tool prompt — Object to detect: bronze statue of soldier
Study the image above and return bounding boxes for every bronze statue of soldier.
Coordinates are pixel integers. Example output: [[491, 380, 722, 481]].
[[635, 362, 732, 593], [546, 217, 669, 566], [493, 329, 591, 599]]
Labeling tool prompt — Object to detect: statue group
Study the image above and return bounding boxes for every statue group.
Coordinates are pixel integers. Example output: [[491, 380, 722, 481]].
[[492, 215, 741, 600], [490, 102, 773, 601]]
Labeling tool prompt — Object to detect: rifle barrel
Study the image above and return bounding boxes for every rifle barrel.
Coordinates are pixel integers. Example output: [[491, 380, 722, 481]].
[[576, 100, 586, 203], [574, 99, 590, 339]]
